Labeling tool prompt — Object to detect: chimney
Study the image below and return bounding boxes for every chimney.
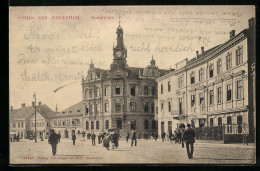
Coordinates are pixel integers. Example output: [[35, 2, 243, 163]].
[[201, 47, 204, 53], [11, 106, 13, 111], [32, 101, 35, 107], [249, 18, 255, 30], [196, 51, 199, 57], [38, 101, 42, 106], [229, 30, 235, 39], [21, 103, 25, 108]]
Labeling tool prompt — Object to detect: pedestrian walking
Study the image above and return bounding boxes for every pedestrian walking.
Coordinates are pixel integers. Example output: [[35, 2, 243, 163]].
[[155, 132, 158, 141], [91, 132, 96, 146], [126, 132, 129, 142], [48, 129, 59, 156], [161, 132, 166, 142], [181, 126, 185, 148], [58, 132, 61, 143], [72, 133, 76, 145], [131, 129, 137, 147], [243, 123, 249, 145], [98, 134, 101, 144], [183, 124, 196, 159]]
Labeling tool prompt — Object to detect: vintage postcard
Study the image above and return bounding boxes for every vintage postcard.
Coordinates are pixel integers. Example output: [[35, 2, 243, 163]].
[[9, 6, 256, 164]]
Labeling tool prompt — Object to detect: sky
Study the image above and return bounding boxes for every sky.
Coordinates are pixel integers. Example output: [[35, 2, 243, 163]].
[[9, 6, 255, 111]]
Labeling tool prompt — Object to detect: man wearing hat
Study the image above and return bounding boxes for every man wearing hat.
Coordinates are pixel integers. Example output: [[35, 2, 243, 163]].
[[183, 124, 196, 159], [48, 129, 59, 156]]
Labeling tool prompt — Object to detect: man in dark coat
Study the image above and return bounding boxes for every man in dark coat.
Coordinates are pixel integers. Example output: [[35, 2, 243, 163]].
[[183, 124, 196, 159], [72, 133, 76, 145], [91, 132, 96, 146], [48, 129, 59, 156], [131, 130, 137, 147], [161, 132, 166, 142], [126, 132, 130, 143]]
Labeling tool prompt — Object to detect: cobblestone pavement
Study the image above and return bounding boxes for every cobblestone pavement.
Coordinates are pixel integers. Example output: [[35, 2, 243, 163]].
[[10, 138, 255, 164]]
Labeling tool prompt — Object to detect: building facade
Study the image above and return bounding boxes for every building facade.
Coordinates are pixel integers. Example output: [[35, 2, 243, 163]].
[[50, 101, 84, 138], [157, 18, 255, 142], [81, 23, 169, 136], [9, 102, 55, 139]]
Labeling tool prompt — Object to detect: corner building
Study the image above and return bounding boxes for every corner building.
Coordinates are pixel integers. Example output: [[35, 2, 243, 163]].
[[157, 18, 255, 142], [82, 24, 169, 136]]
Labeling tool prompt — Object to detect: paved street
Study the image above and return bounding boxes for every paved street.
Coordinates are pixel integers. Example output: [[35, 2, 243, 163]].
[[10, 138, 255, 164]]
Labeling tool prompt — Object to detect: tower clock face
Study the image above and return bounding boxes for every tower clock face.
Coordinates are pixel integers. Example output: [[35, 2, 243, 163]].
[[116, 51, 122, 57]]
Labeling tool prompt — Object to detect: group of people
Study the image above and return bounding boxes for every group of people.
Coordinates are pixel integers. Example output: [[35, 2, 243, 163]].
[[48, 125, 195, 159]]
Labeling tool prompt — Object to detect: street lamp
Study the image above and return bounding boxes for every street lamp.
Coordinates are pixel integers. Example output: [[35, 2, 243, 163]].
[[33, 92, 37, 143]]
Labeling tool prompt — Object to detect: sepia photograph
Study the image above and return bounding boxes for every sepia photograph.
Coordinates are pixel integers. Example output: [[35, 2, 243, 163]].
[[9, 6, 256, 164]]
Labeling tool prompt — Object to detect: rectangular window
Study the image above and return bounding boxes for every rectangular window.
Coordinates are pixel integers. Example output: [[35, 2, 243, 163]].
[[210, 118, 214, 127], [209, 64, 214, 78], [226, 53, 232, 70], [89, 89, 93, 98], [18, 122, 20, 128], [13, 123, 16, 128], [95, 103, 98, 113], [161, 102, 164, 111], [116, 103, 121, 111], [217, 60, 222, 74], [236, 46, 243, 65], [94, 87, 98, 97], [115, 86, 120, 94], [217, 87, 222, 103], [144, 86, 148, 95], [218, 117, 222, 126], [178, 77, 183, 88], [227, 84, 232, 101], [21, 122, 23, 128], [105, 103, 108, 112], [130, 102, 136, 112], [86, 107, 89, 114], [199, 69, 204, 82], [156, 107, 158, 114], [179, 98, 183, 114], [104, 87, 107, 96], [151, 86, 156, 95], [190, 72, 195, 84], [199, 119, 205, 128], [209, 90, 214, 105], [237, 115, 243, 124], [131, 86, 136, 96], [161, 84, 163, 94], [191, 95, 195, 107], [168, 81, 171, 91], [168, 101, 171, 112], [144, 102, 149, 112], [199, 93, 204, 105], [237, 80, 242, 99], [151, 103, 154, 113], [227, 116, 232, 124]]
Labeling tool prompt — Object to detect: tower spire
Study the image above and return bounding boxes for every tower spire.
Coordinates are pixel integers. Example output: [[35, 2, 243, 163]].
[[119, 13, 121, 27]]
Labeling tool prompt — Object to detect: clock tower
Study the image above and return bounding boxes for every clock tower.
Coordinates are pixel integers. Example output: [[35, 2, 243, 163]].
[[111, 22, 128, 70]]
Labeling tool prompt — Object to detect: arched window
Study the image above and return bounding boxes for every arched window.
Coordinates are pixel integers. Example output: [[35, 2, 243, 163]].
[[86, 121, 89, 130], [96, 121, 99, 130], [152, 119, 156, 130], [105, 120, 109, 129], [116, 118, 122, 129], [144, 119, 149, 130], [91, 121, 94, 130], [131, 120, 136, 130]]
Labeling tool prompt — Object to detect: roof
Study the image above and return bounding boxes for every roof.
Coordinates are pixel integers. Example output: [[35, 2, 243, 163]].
[[52, 101, 85, 118], [10, 104, 56, 120]]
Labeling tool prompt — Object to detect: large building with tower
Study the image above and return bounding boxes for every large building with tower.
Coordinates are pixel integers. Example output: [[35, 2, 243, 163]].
[[156, 18, 255, 143], [81, 23, 169, 136]]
